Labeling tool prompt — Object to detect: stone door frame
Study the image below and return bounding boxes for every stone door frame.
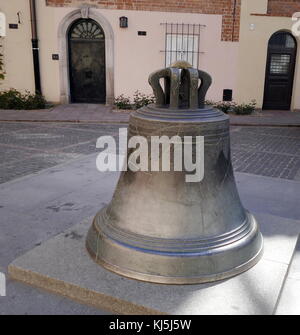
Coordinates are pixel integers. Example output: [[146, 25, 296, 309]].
[[58, 7, 114, 105]]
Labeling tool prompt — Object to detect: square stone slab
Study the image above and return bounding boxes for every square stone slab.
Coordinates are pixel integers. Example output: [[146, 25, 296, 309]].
[[276, 236, 300, 315], [8, 212, 300, 315]]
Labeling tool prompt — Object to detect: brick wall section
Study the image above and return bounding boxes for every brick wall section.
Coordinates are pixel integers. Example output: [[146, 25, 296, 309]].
[[268, 0, 300, 17], [45, 0, 241, 41]]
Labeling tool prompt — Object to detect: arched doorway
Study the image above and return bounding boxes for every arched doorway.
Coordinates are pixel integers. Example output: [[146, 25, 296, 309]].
[[263, 31, 297, 110], [68, 19, 106, 103]]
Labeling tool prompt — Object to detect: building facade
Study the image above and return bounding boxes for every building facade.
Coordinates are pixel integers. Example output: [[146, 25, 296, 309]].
[[0, 0, 299, 110]]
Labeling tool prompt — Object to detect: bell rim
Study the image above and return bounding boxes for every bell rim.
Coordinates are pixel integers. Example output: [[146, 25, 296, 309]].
[[92, 208, 257, 254], [86, 238, 264, 285], [86, 210, 264, 285]]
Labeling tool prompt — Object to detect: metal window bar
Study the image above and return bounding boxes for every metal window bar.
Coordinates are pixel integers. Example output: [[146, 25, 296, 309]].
[[160, 23, 206, 69]]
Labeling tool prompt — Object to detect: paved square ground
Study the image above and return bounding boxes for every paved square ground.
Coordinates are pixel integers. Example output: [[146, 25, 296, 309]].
[[0, 122, 299, 184], [231, 127, 300, 180], [1, 122, 300, 314]]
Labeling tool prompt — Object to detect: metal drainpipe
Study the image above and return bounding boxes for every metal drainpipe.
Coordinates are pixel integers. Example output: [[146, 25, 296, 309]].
[[232, 0, 237, 42], [29, 0, 41, 94]]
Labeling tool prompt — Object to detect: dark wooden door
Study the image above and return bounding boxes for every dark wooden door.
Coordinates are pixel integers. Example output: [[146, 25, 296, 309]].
[[263, 32, 297, 110], [68, 19, 106, 103]]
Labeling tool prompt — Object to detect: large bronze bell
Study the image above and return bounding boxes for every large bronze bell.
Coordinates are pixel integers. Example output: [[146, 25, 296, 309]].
[[86, 61, 263, 284]]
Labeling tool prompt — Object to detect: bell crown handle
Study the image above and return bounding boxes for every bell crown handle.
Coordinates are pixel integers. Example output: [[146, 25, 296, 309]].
[[149, 62, 212, 109], [198, 70, 213, 109]]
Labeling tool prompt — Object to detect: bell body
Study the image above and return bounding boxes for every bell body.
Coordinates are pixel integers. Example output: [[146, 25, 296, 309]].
[[86, 105, 263, 284]]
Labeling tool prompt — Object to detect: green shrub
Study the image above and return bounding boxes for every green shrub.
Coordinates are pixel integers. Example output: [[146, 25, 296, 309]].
[[133, 90, 155, 109], [23, 91, 47, 109], [114, 94, 257, 115], [213, 101, 237, 114], [205, 100, 236, 113], [205, 100, 215, 106], [114, 94, 132, 110], [232, 100, 257, 115], [0, 89, 47, 110], [114, 91, 155, 110], [205, 99, 256, 115]]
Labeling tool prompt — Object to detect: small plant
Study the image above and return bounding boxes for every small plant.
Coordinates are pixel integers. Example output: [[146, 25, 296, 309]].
[[114, 91, 155, 110], [114, 94, 132, 110], [133, 90, 155, 109], [0, 89, 47, 110], [214, 101, 237, 114], [232, 100, 257, 115], [23, 91, 47, 109], [205, 99, 256, 115], [205, 100, 215, 106]]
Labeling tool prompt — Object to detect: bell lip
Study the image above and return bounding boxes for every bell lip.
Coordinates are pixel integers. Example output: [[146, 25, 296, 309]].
[[86, 209, 264, 284], [86, 238, 264, 285], [92, 209, 257, 254]]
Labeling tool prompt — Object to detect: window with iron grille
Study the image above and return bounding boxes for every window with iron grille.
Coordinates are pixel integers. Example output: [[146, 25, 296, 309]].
[[270, 54, 291, 75], [161, 23, 205, 68]]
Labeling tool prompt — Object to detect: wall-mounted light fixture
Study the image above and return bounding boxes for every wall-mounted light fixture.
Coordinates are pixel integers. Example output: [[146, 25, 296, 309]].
[[249, 23, 255, 31], [119, 16, 128, 28]]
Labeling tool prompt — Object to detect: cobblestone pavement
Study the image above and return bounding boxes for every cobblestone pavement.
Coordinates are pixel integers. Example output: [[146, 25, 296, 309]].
[[0, 122, 299, 184], [0, 122, 120, 184], [231, 126, 300, 180]]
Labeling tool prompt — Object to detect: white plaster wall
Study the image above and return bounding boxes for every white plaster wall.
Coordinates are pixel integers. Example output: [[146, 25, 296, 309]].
[[0, 1, 239, 104], [3, 0, 299, 109], [0, 0, 34, 93], [35, 2, 59, 102], [237, 0, 300, 110], [37, 3, 238, 104]]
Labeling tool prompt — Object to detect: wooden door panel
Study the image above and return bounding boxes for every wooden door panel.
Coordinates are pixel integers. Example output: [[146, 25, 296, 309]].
[[68, 19, 106, 104], [263, 32, 297, 110], [69, 41, 106, 103]]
